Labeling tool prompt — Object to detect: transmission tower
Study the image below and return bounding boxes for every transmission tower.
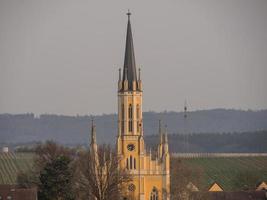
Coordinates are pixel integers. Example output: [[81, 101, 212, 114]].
[[183, 100, 189, 153]]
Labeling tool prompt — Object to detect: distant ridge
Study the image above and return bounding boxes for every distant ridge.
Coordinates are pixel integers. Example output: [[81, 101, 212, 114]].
[[0, 109, 267, 145]]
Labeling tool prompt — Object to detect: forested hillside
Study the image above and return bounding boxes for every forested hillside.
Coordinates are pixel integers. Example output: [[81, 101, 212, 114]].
[[146, 131, 267, 153], [0, 109, 267, 147]]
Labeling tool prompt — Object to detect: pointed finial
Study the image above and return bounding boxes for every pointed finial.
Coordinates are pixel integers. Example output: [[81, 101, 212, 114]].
[[159, 119, 163, 143], [138, 68, 141, 81], [127, 9, 131, 20], [119, 68, 121, 81], [159, 119, 162, 133], [91, 117, 96, 144], [164, 124, 168, 143]]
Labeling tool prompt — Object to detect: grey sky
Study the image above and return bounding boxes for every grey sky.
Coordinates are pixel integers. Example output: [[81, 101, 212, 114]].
[[0, 0, 267, 115]]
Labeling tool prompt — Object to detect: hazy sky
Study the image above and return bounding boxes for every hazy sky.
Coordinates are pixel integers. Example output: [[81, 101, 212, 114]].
[[0, 0, 267, 115]]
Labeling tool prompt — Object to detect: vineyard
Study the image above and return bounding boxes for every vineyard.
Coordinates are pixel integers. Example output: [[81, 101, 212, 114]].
[[0, 152, 34, 184], [1, 152, 267, 191], [177, 156, 267, 191]]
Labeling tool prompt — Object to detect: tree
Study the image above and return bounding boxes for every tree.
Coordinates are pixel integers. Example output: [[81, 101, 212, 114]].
[[171, 158, 207, 200], [38, 155, 74, 200], [73, 145, 132, 200], [233, 170, 262, 191], [17, 141, 75, 199]]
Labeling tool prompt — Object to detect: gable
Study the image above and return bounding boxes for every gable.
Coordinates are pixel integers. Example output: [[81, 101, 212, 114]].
[[256, 181, 267, 191], [208, 183, 223, 192]]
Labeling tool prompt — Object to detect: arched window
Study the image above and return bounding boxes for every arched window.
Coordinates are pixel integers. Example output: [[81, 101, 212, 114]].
[[127, 156, 136, 170], [128, 121, 132, 132], [128, 104, 133, 119], [130, 155, 133, 169], [126, 158, 129, 169], [128, 104, 133, 132], [7, 196, 12, 200], [136, 104, 140, 119], [150, 187, 158, 200], [121, 104, 124, 133]]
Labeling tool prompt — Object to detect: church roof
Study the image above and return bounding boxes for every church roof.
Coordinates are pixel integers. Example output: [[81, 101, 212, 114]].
[[122, 11, 137, 90]]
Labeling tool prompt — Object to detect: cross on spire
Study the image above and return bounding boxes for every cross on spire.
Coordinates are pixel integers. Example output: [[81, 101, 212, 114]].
[[127, 9, 131, 20]]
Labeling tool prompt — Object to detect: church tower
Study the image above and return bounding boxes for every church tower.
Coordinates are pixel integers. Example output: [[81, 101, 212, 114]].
[[117, 12, 170, 200]]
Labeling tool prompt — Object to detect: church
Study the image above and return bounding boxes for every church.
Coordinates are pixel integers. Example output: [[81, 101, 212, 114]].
[[90, 12, 170, 200]]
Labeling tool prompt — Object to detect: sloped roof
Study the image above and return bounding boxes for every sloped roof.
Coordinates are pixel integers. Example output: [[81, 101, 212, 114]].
[[0, 185, 37, 200], [190, 191, 267, 200], [208, 182, 224, 192]]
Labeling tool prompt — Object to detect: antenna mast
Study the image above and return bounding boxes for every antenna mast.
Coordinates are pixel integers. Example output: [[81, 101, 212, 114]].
[[183, 100, 189, 153]]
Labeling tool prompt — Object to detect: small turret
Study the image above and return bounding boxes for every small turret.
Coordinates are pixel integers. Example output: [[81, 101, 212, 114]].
[[90, 119, 99, 166], [123, 68, 128, 90], [157, 120, 163, 159], [163, 125, 169, 154], [118, 68, 122, 90], [138, 68, 142, 91]]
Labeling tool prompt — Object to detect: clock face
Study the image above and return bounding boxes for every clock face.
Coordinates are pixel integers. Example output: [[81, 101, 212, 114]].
[[127, 144, 135, 151]]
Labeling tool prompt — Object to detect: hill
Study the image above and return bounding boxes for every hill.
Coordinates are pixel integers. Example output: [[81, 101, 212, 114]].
[[0, 109, 267, 145], [173, 155, 267, 191], [145, 131, 267, 153]]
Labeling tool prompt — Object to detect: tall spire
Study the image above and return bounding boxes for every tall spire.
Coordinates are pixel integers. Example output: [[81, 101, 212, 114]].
[[122, 10, 137, 90]]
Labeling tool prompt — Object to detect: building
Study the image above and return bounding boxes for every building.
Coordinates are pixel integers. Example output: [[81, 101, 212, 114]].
[[208, 182, 224, 192], [116, 12, 170, 200], [89, 12, 170, 200], [256, 181, 267, 191], [0, 185, 37, 200], [2, 147, 9, 153]]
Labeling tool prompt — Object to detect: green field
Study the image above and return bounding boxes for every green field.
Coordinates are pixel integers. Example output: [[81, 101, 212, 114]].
[[177, 156, 267, 191], [1, 152, 267, 191], [0, 153, 34, 184]]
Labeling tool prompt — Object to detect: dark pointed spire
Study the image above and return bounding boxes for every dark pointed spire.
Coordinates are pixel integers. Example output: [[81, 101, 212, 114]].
[[122, 10, 137, 90]]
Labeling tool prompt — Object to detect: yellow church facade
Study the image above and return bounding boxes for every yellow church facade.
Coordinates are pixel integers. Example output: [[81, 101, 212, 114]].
[[116, 12, 170, 200]]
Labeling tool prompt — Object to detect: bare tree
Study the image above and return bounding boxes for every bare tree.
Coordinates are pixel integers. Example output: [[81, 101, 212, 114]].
[[74, 145, 132, 200], [171, 158, 207, 200]]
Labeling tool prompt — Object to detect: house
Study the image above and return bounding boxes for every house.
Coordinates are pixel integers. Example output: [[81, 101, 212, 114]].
[[0, 185, 37, 200], [256, 181, 267, 191], [208, 182, 224, 192]]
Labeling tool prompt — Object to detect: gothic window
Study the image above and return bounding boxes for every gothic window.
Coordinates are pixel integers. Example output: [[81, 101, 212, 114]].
[[7, 196, 12, 200], [150, 187, 158, 200], [121, 104, 124, 133], [136, 104, 140, 119], [127, 156, 136, 170], [128, 121, 132, 132], [126, 158, 129, 169], [128, 104, 133, 119], [130, 155, 133, 169]]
